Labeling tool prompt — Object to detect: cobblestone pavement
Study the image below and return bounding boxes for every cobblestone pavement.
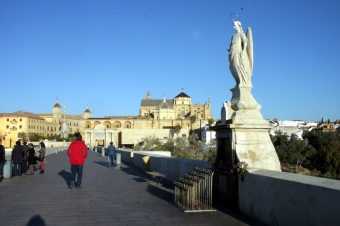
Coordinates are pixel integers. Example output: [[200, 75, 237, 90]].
[[0, 150, 264, 226]]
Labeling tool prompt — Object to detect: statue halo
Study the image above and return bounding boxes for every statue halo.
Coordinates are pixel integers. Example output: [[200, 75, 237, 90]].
[[230, 13, 240, 23]]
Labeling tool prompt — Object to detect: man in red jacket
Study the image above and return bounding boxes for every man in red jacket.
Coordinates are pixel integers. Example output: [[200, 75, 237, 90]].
[[67, 132, 88, 189]]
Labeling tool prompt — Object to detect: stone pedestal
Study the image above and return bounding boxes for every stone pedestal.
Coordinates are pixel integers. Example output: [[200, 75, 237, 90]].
[[212, 86, 281, 171], [213, 122, 281, 171]]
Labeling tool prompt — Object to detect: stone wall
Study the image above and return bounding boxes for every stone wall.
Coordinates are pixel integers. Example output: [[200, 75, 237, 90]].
[[238, 168, 340, 225], [116, 149, 211, 182]]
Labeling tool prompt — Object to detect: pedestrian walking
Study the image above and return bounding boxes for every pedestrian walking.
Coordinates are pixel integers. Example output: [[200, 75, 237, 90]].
[[22, 141, 29, 175], [67, 132, 88, 189], [27, 143, 37, 175], [107, 142, 116, 168], [11, 141, 24, 176], [38, 142, 46, 174]]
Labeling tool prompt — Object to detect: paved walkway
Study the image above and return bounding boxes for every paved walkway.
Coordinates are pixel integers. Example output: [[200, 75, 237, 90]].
[[0, 150, 263, 226]]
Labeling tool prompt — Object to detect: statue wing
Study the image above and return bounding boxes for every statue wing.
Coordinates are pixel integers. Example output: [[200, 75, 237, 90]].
[[246, 27, 253, 74]]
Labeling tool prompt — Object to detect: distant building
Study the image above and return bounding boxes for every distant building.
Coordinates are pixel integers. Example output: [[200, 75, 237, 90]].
[[0, 99, 88, 148], [0, 90, 213, 148], [269, 119, 339, 139], [84, 89, 213, 147], [201, 122, 216, 145]]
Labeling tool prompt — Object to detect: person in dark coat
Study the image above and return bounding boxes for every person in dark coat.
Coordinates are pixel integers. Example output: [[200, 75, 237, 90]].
[[27, 143, 36, 175], [22, 141, 29, 175], [12, 141, 24, 176], [0, 139, 5, 181]]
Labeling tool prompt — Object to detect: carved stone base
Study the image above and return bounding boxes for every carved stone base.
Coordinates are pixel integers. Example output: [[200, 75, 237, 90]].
[[213, 123, 281, 171], [230, 86, 267, 124], [212, 85, 281, 171], [232, 123, 281, 171]]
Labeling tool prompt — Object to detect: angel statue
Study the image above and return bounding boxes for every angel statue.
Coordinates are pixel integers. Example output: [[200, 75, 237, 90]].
[[228, 14, 253, 87]]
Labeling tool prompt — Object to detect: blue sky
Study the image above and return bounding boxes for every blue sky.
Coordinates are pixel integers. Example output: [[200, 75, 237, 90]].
[[1, 0, 339, 122]]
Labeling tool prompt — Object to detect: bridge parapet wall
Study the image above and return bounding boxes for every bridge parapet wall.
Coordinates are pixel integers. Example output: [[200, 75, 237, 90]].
[[239, 168, 340, 225]]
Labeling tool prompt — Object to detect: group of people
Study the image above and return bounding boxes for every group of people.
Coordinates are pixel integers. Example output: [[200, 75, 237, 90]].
[[0, 133, 115, 190], [0, 140, 45, 180]]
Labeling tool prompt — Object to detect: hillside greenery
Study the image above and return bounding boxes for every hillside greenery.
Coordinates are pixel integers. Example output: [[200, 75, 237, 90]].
[[28, 133, 77, 142], [133, 135, 216, 162], [271, 129, 340, 180]]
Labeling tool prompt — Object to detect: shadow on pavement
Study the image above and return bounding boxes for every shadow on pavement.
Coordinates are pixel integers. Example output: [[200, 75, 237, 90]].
[[26, 214, 46, 226], [58, 170, 72, 187], [117, 163, 175, 203], [94, 161, 109, 168]]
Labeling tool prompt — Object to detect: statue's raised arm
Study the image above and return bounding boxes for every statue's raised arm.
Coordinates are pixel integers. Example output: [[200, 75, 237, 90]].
[[228, 17, 253, 87]]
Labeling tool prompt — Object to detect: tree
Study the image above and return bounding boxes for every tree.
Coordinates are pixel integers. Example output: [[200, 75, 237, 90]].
[[188, 134, 204, 160], [174, 124, 181, 138], [202, 139, 217, 162], [133, 136, 162, 151], [29, 133, 44, 141], [173, 137, 192, 159], [272, 130, 317, 171], [208, 118, 215, 127], [18, 132, 28, 142], [162, 139, 176, 153], [189, 115, 196, 134], [303, 130, 340, 177]]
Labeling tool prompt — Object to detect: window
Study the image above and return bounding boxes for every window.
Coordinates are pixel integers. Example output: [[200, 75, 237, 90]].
[[163, 117, 166, 119], [19, 125, 22, 129], [6, 125, 9, 129], [20, 118, 22, 121], [182, 134, 186, 138], [182, 101, 184, 104], [201, 114, 203, 118]]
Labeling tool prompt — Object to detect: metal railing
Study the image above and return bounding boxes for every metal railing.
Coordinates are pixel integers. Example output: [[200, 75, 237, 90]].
[[174, 167, 214, 212]]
